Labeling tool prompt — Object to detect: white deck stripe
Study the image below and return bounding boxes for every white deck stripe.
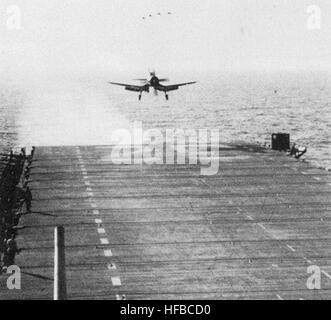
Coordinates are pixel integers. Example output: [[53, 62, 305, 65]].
[[97, 228, 106, 234], [104, 249, 113, 257], [100, 238, 109, 245], [78, 151, 120, 292], [276, 294, 283, 300], [111, 277, 121, 286], [78, 151, 121, 293]]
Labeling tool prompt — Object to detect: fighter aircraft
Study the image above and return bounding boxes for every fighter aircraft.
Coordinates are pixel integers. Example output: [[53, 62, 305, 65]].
[[108, 72, 196, 100]]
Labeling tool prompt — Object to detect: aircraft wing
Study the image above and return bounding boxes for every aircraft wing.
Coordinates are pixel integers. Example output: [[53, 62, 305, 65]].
[[156, 81, 196, 92], [108, 82, 147, 92], [172, 81, 197, 87]]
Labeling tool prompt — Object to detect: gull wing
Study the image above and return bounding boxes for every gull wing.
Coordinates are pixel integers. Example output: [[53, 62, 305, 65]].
[[156, 81, 197, 92], [108, 82, 147, 92]]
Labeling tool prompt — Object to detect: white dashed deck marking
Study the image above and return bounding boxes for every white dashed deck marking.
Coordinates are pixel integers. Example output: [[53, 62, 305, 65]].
[[97, 228, 106, 234], [100, 238, 109, 245], [111, 277, 122, 286], [276, 294, 283, 300], [77, 147, 122, 297], [104, 249, 113, 257]]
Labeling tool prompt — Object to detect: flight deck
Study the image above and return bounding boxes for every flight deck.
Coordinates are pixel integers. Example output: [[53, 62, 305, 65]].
[[1, 143, 330, 300]]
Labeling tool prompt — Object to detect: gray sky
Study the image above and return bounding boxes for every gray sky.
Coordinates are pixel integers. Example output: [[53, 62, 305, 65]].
[[1, 0, 331, 78]]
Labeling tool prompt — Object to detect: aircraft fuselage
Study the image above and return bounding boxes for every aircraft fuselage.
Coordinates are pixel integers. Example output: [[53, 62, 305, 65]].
[[149, 76, 160, 88]]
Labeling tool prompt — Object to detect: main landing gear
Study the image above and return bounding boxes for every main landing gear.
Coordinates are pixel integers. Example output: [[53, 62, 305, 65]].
[[138, 93, 142, 101], [165, 93, 169, 101]]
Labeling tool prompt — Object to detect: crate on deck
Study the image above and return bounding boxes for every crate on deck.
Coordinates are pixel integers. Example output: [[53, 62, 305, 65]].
[[272, 133, 290, 151]]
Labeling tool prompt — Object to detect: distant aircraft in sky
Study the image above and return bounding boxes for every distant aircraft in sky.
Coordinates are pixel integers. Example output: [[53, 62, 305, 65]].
[[142, 11, 173, 20], [108, 71, 196, 101]]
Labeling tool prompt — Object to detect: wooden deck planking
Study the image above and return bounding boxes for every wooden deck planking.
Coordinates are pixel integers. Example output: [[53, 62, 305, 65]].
[[0, 143, 330, 300]]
